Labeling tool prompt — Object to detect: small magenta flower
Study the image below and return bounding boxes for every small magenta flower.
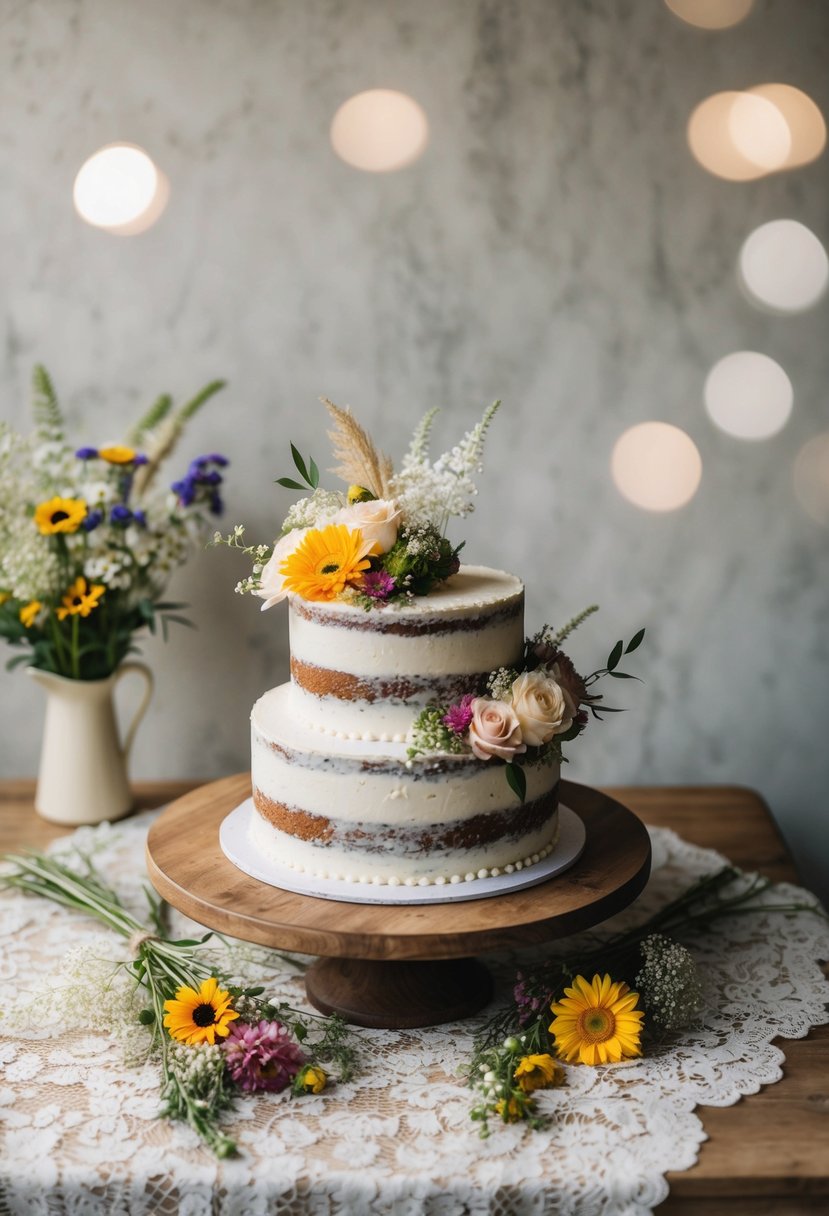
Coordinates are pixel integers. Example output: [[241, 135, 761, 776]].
[[361, 570, 396, 600], [222, 1019, 306, 1093], [443, 693, 475, 736]]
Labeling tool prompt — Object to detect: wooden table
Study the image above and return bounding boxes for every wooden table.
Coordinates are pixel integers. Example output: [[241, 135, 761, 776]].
[[2, 780, 827, 1214]]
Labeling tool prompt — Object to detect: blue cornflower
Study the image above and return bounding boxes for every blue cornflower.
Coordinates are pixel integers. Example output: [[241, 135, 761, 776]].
[[75, 447, 99, 460], [82, 510, 103, 532], [132, 509, 147, 527], [110, 505, 133, 526], [171, 477, 197, 506]]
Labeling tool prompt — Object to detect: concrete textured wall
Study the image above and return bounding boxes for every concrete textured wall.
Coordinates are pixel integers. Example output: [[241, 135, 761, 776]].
[[1, 0, 827, 897]]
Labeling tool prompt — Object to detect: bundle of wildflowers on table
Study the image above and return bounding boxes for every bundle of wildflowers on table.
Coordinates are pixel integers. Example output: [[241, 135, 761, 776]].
[[467, 865, 826, 1136], [0, 366, 228, 680], [1, 847, 357, 1156]]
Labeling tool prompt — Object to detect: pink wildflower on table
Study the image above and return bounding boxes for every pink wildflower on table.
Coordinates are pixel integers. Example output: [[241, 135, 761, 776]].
[[443, 693, 475, 735], [223, 1019, 307, 1093]]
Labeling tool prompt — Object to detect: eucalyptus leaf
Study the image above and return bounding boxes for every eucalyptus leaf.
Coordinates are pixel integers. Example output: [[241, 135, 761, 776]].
[[309, 457, 320, 488], [505, 762, 527, 803], [290, 443, 309, 484], [607, 640, 624, 671], [625, 627, 646, 654]]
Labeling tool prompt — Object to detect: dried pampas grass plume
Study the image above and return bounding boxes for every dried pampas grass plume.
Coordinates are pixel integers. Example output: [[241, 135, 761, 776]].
[[322, 397, 394, 500]]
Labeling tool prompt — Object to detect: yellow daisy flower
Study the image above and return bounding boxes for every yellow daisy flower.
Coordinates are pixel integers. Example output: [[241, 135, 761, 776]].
[[19, 600, 42, 629], [301, 1065, 327, 1093], [549, 973, 644, 1066], [514, 1052, 566, 1093], [33, 496, 87, 535], [162, 977, 240, 1046], [56, 577, 106, 620], [279, 523, 373, 602], [0, 592, 10, 605], [98, 444, 137, 464]]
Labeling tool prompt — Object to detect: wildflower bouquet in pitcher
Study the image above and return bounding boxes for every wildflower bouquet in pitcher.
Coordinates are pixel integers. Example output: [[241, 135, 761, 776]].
[[0, 366, 228, 680]]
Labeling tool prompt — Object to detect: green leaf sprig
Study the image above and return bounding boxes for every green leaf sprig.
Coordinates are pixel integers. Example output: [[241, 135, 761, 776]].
[[276, 444, 320, 492]]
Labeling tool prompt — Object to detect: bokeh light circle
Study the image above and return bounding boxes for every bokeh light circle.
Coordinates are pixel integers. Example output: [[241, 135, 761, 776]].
[[749, 84, 826, 169], [73, 144, 168, 234], [728, 92, 790, 169], [739, 220, 829, 313], [611, 422, 702, 512], [794, 433, 829, 527], [330, 89, 429, 172], [688, 92, 771, 180], [664, 0, 754, 29], [704, 351, 793, 440]]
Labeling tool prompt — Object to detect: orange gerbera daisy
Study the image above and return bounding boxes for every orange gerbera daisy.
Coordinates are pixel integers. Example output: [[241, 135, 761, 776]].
[[56, 577, 106, 620], [162, 977, 240, 1046], [279, 523, 373, 602], [33, 496, 87, 535], [549, 973, 644, 1065]]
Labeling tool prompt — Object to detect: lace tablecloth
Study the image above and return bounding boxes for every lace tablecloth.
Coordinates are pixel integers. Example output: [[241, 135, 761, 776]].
[[1, 810, 827, 1216]]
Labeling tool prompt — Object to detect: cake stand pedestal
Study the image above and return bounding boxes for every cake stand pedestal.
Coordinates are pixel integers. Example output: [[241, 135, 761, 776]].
[[145, 774, 651, 1029]]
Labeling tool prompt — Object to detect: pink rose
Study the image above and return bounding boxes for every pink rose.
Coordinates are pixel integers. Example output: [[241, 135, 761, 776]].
[[468, 697, 527, 762], [255, 528, 309, 610], [333, 498, 401, 555], [510, 669, 573, 746]]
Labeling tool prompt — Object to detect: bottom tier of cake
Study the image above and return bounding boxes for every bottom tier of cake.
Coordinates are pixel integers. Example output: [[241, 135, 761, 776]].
[[249, 684, 561, 886]]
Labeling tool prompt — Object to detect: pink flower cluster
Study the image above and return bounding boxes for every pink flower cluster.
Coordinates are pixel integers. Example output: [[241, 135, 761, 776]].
[[223, 1019, 307, 1093]]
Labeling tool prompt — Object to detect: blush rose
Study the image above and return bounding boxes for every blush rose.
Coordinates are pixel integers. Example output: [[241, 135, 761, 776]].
[[510, 669, 574, 746], [254, 528, 309, 610], [468, 697, 527, 762], [334, 498, 401, 555]]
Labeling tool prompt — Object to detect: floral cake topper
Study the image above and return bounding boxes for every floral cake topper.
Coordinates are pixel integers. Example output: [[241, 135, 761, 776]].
[[215, 397, 501, 608]]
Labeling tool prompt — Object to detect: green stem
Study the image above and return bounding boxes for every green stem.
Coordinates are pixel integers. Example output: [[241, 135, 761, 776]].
[[71, 613, 80, 679]]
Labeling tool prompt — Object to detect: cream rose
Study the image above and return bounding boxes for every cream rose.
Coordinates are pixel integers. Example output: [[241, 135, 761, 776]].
[[510, 669, 573, 746], [333, 498, 401, 555], [468, 697, 527, 762], [254, 528, 309, 610]]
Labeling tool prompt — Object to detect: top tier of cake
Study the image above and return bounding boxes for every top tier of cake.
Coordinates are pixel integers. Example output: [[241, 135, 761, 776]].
[[288, 564, 524, 741]]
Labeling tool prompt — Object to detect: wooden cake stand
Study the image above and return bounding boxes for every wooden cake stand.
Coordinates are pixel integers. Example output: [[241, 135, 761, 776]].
[[146, 774, 651, 1028]]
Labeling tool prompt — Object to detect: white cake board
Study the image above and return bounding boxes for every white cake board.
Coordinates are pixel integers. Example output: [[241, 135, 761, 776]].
[[219, 799, 586, 906]]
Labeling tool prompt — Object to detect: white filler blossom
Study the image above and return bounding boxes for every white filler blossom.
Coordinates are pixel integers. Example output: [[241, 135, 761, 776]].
[[636, 934, 703, 1032], [391, 401, 501, 531]]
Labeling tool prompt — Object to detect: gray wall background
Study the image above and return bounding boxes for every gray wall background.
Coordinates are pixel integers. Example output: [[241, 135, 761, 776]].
[[1, 0, 827, 898]]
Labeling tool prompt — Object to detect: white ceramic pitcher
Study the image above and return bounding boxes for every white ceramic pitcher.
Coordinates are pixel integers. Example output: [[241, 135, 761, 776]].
[[28, 663, 154, 825]]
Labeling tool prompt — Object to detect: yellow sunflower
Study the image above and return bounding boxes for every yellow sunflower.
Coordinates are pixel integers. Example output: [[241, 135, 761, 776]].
[[33, 496, 87, 535], [279, 523, 373, 602], [19, 600, 42, 629], [162, 977, 240, 1046], [514, 1052, 566, 1093], [56, 577, 106, 620], [549, 973, 644, 1066], [98, 444, 137, 464]]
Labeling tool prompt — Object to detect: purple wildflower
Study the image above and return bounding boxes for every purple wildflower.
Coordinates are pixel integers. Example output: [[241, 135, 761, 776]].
[[133, 452, 149, 466], [81, 510, 103, 532], [443, 693, 475, 736], [132, 509, 147, 527], [110, 505, 132, 525], [171, 476, 197, 506], [75, 447, 99, 460], [513, 971, 551, 1026], [361, 570, 396, 601], [223, 1019, 306, 1093]]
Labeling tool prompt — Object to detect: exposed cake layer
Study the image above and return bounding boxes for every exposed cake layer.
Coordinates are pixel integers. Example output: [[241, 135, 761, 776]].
[[250, 683, 560, 883], [288, 565, 524, 740]]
